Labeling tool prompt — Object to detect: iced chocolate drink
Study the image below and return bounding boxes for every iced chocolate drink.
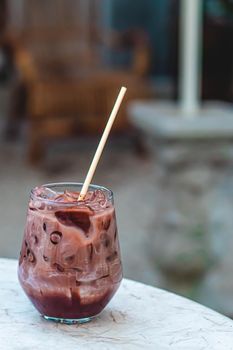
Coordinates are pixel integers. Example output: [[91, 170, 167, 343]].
[[18, 183, 122, 323]]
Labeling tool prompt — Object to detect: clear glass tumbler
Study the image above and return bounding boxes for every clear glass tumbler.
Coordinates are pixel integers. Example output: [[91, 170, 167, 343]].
[[18, 183, 122, 324]]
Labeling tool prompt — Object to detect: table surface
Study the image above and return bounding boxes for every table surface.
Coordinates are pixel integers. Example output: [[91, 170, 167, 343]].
[[1, 258, 233, 350], [129, 101, 233, 139]]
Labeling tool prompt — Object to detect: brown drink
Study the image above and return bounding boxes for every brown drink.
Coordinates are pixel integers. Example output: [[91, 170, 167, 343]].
[[18, 183, 122, 323]]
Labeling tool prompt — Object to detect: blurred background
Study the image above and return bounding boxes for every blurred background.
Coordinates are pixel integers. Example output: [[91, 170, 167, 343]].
[[1, 0, 233, 316]]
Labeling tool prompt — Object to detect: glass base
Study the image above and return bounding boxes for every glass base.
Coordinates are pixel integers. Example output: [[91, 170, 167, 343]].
[[43, 315, 93, 324]]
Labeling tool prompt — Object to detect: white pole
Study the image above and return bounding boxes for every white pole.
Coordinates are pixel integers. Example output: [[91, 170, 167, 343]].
[[179, 0, 202, 115]]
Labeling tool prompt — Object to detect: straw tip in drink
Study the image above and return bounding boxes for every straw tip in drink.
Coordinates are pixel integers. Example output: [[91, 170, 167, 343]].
[[78, 193, 85, 201]]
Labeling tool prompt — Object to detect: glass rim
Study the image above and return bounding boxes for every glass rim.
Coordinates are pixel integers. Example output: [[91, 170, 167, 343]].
[[30, 182, 113, 205]]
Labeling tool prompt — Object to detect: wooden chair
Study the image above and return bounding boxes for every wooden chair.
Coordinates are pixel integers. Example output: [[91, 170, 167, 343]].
[[4, 1, 153, 163]]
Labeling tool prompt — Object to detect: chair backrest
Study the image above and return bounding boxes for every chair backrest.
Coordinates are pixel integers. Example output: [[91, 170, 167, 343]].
[[6, 0, 101, 68]]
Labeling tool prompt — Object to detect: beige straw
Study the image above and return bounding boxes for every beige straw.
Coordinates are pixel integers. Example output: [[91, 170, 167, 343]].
[[78, 86, 127, 200]]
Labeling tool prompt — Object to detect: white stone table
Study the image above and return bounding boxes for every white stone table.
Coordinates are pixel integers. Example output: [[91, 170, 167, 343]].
[[1, 258, 233, 350]]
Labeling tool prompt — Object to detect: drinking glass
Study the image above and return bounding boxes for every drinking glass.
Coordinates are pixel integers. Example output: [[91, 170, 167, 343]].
[[18, 183, 122, 324]]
